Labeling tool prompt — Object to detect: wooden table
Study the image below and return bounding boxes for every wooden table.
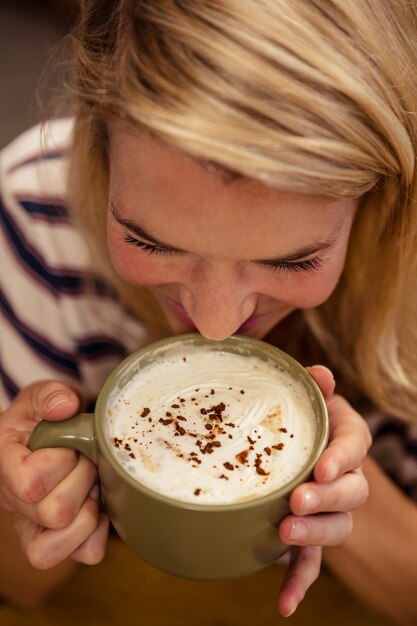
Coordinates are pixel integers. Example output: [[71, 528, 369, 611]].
[[0, 535, 394, 626]]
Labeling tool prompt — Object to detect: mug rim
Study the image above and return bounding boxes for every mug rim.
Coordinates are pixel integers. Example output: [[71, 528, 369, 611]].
[[95, 333, 329, 512]]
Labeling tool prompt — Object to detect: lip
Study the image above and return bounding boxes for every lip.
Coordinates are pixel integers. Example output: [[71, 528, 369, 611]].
[[165, 298, 198, 331], [236, 315, 262, 333], [165, 297, 266, 335]]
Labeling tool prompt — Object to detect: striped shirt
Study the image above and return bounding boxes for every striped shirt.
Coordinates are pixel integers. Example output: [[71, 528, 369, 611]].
[[0, 119, 147, 411], [1, 120, 417, 501]]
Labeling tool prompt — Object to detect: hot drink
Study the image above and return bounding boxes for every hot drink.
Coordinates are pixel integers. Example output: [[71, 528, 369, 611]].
[[106, 342, 317, 505]]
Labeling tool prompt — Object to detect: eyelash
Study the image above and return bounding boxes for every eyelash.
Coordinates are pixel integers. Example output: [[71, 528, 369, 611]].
[[261, 257, 324, 273], [123, 234, 175, 256], [123, 234, 324, 273]]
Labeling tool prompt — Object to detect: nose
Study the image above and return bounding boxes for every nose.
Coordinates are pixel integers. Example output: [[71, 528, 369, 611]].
[[179, 262, 256, 341]]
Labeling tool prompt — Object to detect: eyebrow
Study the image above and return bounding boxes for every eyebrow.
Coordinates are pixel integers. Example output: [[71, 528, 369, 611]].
[[110, 200, 341, 264]]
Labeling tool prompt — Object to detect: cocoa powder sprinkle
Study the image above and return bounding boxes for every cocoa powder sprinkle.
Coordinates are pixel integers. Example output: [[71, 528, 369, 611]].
[[254, 457, 270, 476], [236, 449, 249, 464], [175, 423, 186, 436], [159, 418, 173, 426]]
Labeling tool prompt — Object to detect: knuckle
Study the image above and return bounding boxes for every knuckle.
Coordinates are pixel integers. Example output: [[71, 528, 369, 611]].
[[38, 448, 79, 479], [19, 474, 49, 504], [38, 495, 78, 529]]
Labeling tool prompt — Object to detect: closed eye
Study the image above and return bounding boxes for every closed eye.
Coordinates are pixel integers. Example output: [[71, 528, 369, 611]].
[[258, 257, 324, 273], [124, 233, 324, 273], [123, 234, 175, 255]]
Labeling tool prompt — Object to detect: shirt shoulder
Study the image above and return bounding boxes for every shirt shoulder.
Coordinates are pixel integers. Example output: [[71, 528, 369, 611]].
[[0, 121, 148, 410]]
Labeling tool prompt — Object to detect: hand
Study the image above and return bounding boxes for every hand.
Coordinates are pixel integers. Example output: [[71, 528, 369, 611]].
[[0, 381, 109, 569], [277, 366, 372, 617]]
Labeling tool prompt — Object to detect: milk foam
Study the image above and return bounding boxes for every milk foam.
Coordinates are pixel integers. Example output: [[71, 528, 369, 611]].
[[106, 345, 317, 505]]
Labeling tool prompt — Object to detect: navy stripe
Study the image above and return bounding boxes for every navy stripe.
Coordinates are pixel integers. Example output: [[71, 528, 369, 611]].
[[76, 337, 128, 361], [406, 440, 417, 456], [373, 421, 406, 440], [18, 199, 70, 221], [0, 198, 117, 298], [0, 289, 80, 377], [0, 361, 20, 400]]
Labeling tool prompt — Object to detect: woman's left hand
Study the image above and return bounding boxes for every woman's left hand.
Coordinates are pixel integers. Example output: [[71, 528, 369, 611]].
[[277, 365, 372, 617]]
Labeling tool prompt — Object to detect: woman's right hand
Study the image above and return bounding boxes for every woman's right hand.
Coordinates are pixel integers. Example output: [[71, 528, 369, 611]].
[[0, 381, 109, 569]]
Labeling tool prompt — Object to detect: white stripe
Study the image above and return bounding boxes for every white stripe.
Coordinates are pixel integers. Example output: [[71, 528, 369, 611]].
[[1, 119, 73, 172]]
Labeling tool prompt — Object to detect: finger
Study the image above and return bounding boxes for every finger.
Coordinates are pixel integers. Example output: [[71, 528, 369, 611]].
[[0, 444, 78, 505], [1, 381, 81, 435], [278, 546, 322, 617], [305, 365, 335, 400], [15, 496, 101, 570], [26, 455, 97, 529], [289, 469, 369, 515], [279, 512, 353, 547], [32, 380, 82, 422], [71, 513, 110, 565], [314, 394, 372, 483]]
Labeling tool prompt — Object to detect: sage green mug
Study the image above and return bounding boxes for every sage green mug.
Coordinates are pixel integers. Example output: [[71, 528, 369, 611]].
[[29, 334, 328, 581]]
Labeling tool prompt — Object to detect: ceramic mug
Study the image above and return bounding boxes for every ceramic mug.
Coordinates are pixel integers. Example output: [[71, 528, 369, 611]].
[[29, 334, 328, 581]]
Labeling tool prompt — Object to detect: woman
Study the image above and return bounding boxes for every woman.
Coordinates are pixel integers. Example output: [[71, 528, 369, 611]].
[[0, 1, 416, 624]]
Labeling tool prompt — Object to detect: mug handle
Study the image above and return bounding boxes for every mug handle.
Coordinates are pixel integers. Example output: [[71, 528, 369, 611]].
[[28, 413, 98, 464]]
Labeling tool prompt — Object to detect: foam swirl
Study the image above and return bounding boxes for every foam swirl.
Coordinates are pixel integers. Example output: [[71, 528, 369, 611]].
[[106, 346, 317, 504]]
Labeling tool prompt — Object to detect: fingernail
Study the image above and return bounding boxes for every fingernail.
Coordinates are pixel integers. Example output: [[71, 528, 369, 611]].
[[45, 391, 73, 411], [287, 601, 298, 617], [303, 488, 321, 511], [288, 519, 309, 542]]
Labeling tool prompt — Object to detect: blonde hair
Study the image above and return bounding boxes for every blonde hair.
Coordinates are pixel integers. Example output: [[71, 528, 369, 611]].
[[67, 0, 417, 421]]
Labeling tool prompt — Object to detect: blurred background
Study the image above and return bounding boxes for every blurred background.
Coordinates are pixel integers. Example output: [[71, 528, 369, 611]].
[[0, 0, 77, 148]]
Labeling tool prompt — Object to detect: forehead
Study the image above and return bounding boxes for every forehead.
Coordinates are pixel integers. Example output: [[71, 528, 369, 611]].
[[108, 123, 354, 260]]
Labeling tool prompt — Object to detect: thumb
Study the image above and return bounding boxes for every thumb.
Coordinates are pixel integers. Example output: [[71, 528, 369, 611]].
[[8, 381, 82, 430], [305, 365, 335, 401]]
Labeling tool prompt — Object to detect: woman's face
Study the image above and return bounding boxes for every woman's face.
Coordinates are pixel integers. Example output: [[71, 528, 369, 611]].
[[107, 123, 358, 340]]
